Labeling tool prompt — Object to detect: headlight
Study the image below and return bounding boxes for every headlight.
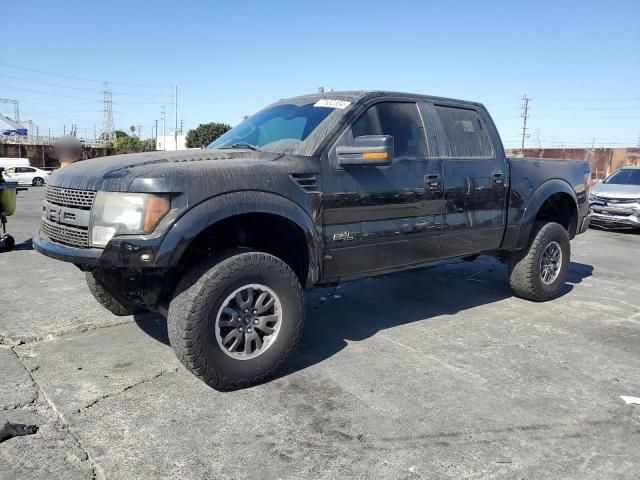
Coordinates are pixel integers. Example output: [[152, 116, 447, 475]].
[[89, 192, 170, 247], [588, 192, 596, 201]]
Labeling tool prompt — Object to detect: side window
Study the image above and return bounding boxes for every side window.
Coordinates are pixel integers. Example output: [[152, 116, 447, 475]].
[[349, 102, 427, 157], [4, 168, 15, 174], [434, 106, 493, 158]]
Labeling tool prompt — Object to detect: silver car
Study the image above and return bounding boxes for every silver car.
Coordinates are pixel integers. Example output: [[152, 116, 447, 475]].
[[589, 166, 640, 229]]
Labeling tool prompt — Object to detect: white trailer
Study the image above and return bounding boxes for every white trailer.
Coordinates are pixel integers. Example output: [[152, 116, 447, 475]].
[[0, 158, 30, 169]]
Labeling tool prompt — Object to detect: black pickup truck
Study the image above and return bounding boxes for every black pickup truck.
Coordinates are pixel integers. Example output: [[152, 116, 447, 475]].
[[34, 91, 591, 390]]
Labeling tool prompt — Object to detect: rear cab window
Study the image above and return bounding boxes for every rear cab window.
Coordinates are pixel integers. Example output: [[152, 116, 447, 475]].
[[433, 105, 494, 158]]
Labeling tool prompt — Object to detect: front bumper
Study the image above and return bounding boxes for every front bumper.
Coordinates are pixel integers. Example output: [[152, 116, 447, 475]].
[[33, 230, 101, 265], [34, 228, 169, 269], [589, 210, 640, 229]]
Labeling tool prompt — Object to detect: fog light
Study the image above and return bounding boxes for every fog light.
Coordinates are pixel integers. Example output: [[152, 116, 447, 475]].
[[140, 253, 152, 262]]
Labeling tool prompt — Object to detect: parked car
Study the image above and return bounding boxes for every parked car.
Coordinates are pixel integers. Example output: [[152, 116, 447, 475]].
[[3, 166, 50, 186], [589, 166, 640, 229], [33, 91, 591, 390]]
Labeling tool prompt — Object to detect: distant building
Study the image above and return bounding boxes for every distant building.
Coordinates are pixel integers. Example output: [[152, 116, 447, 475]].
[[156, 132, 187, 151]]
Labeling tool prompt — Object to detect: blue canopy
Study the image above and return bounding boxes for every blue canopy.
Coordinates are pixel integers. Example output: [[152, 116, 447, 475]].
[[0, 113, 28, 136]]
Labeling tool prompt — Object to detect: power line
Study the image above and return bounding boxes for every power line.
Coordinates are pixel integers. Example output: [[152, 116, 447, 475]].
[[0, 84, 170, 105], [0, 62, 171, 89], [0, 73, 173, 97]]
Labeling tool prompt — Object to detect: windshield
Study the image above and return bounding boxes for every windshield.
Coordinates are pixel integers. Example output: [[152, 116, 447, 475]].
[[209, 102, 337, 154], [603, 168, 640, 185]]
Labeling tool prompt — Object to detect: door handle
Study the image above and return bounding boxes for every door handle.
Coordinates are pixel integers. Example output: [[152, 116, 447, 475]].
[[425, 173, 441, 190], [493, 172, 504, 185]]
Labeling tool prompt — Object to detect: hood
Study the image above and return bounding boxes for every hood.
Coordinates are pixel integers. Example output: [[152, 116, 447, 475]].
[[591, 182, 640, 199], [48, 149, 283, 192]]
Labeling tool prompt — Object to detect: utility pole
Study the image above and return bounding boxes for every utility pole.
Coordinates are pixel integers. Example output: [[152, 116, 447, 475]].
[[154, 119, 158, 145], [101, 82, 115, 143], [64, 124, 66, 136], [180, 119, 184, 135], [161, 105, 166, 151], [520, 95, 530, 150], [137, 125, 143, 138], [174, 86, 178, 150]]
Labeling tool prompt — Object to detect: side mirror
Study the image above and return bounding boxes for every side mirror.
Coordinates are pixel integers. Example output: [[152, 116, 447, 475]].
[[336, 135, 394, 167]]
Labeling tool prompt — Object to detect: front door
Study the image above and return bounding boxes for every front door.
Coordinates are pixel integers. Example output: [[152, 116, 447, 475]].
[[426, 103, 508, 257], [321, 101, 444, 281]]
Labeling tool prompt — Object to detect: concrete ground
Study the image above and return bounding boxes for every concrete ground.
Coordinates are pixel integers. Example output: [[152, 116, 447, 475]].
[[1, 188, 638, 480]]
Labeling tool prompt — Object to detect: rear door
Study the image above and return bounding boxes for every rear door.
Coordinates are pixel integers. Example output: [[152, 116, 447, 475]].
[[321, 100, 444, 280], [5, 167, 29, 185], [426, 103, 508, 257]]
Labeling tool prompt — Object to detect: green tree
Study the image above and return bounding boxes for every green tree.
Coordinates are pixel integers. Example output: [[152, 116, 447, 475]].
[[186, 122, 231, 148], [129, 125, 136, 135], [114, 130, 129, 140], [114, 135, 141, 150]]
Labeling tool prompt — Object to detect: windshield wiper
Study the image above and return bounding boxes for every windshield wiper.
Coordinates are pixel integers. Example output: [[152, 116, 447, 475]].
[[220, 142, 261, 151]]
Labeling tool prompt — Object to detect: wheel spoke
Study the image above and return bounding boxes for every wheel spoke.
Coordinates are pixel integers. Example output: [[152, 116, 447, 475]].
[[255, 314, 278, 335], [244, 333, 253, 355], [222, 330, 241, 351], [235, 288, 254, 310], [255, 291, 275, 314]]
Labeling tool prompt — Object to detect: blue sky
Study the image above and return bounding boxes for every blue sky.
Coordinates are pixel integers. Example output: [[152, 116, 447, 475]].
[[1, 0, 638, 147]]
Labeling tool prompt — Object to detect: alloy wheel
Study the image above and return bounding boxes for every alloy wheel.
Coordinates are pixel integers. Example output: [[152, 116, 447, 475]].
[[214, 284, 282, 360]]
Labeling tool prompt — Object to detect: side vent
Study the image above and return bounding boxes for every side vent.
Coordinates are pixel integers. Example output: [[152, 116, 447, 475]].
[[291, 173, 319, 192]]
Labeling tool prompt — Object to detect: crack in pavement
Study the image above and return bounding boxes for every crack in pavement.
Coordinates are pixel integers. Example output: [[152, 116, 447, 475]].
[[0, 314, 160, 347], [74, 367, 180, 414], [10, 346, 100, 480]]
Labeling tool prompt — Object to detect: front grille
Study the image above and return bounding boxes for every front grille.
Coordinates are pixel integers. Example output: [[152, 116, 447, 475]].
[[41, 218, 89, 247], [45, 185, 96, 209], [593, 195, 637, 204]]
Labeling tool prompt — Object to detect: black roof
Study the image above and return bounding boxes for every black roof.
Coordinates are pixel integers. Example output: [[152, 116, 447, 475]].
[[282, 90, 482, 107]]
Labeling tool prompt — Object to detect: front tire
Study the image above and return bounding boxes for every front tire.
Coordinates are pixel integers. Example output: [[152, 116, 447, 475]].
[[32, 177, 44, 186], [85, 270, 145, 316], [508, 221, 570, 301], [168, 251, 304, 391]]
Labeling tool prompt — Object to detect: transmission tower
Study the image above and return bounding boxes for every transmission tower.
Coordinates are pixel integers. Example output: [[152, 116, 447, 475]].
[[0, 98, 19, 121], [101, 82, 115, 143], [520, 95, 530, 150]]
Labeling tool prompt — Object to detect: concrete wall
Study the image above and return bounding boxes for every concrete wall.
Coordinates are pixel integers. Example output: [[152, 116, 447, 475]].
[[506, 148, 640, 179]]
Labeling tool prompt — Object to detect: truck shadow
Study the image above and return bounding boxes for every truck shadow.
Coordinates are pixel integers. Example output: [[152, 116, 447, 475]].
[[277, 257, 593, 381], [133, 257, 593, 385]]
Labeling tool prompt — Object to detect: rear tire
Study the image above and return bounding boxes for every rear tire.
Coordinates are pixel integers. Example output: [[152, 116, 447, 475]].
[[168, 251, 304, 391], [508, 221, 570, 301], [86, 270, 144, 316], [32, 177, 44, 186]]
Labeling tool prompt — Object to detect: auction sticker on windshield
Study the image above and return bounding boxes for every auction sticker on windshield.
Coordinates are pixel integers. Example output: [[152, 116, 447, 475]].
[[314, 99, 351, 109]]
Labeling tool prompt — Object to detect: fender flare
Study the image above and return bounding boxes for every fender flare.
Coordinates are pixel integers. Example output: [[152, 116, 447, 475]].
[[154, 191, 322, 285], [514, 179, 578, 249]]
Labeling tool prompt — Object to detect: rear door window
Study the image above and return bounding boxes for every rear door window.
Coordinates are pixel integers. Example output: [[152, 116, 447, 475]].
[[434, 106, 493, 158]]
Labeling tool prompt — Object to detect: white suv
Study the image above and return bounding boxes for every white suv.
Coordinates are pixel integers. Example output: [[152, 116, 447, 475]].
[[3, 166, 51, 186]]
